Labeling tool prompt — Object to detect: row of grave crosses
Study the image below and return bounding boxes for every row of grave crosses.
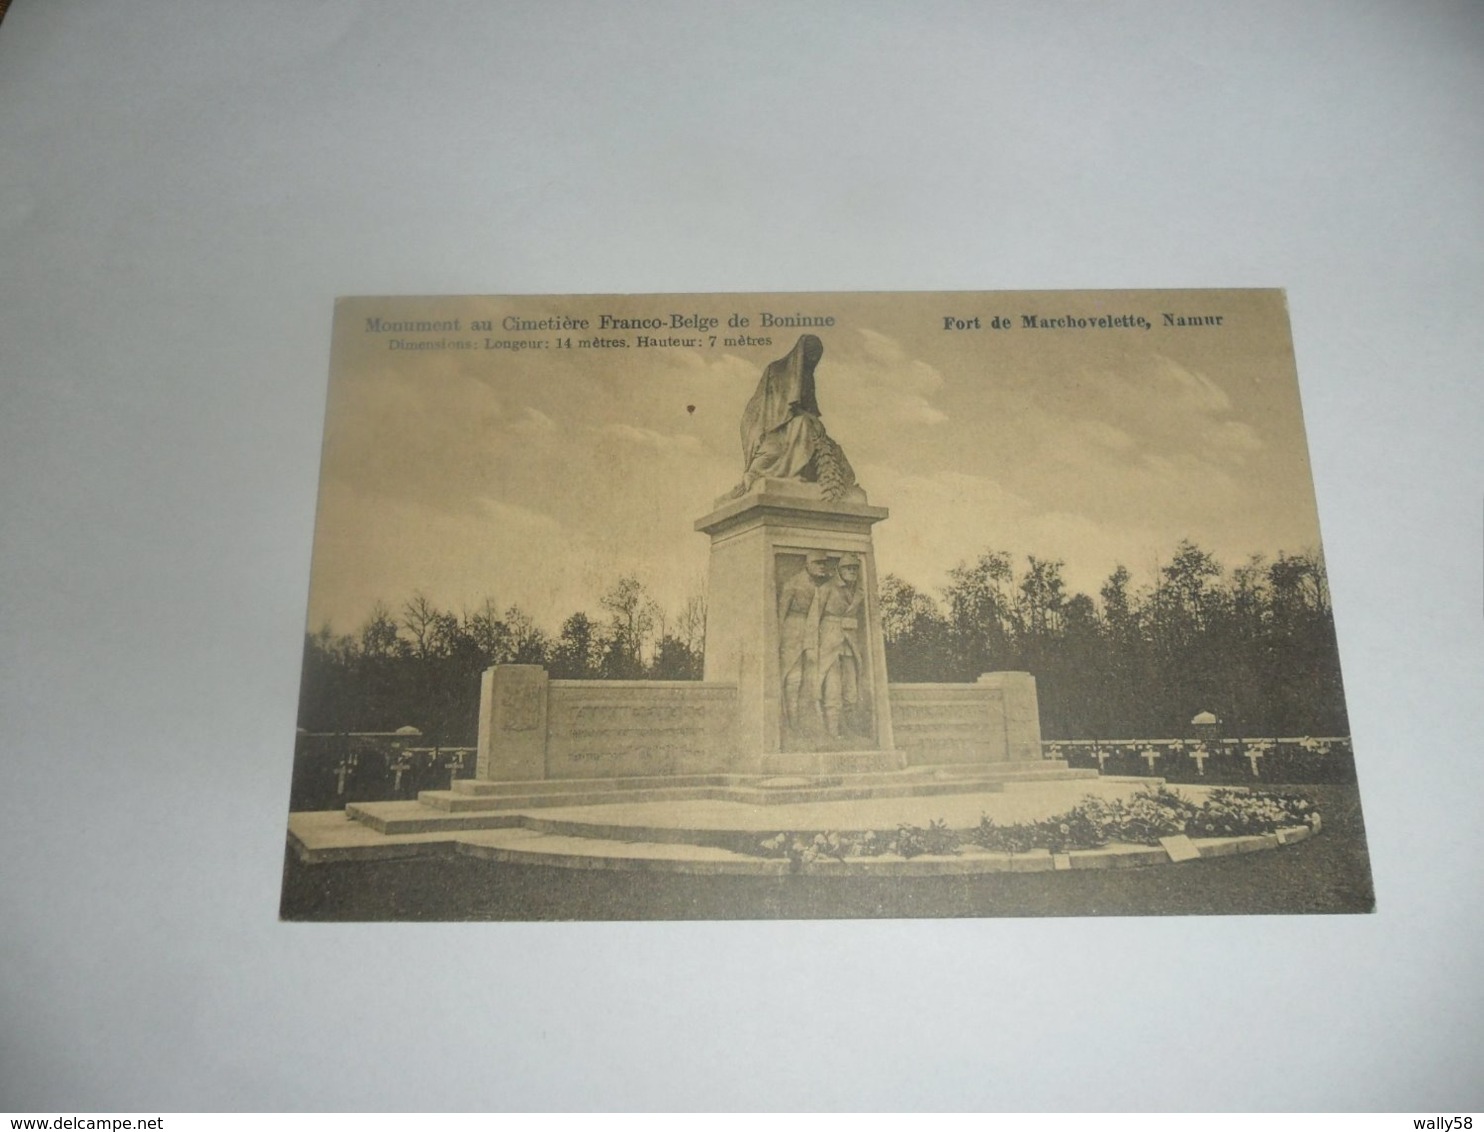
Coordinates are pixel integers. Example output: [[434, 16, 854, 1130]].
[[1044, 738, 1347, 783], [388, 747, 471, 792], [1134, 740, 1268, 777], [333, 747, 472, 796], [1047, 739, 1290, 778]]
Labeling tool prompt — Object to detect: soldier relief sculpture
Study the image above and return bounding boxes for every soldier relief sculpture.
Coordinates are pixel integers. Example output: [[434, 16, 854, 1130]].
[[778, 550, 868, 746]]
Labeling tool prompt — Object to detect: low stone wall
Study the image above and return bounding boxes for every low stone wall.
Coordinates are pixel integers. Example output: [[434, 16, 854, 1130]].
[[546, 680, 740, 778], [477, 665, 1039, 782], [477, 665, 739, 780], [889, 673, 1042, 766]]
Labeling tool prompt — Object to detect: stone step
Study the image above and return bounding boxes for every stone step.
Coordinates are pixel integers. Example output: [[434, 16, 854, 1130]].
[[421, 783, 730, 813], [344, 767, 1108, 842], [448, 759, 1075, 796], [396, 764, 1097, 818], [427, 761, 1090, 808], [892, 721, 994, 732], [719, 779, 1011, 807], [291, 805, 1313, 876], [759, 750, 905, 776], [903, 761, 1091, 781], [766, 759, 1075, 784], [988, 766, 1100, 782], [724, 767, 1093, 804], [450, 773, 730, 797], [453, 829, 793, 876], [345, 800, 526, 836]]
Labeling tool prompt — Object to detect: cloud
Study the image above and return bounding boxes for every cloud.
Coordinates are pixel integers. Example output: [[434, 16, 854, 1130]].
[[1070, 418, 1136, 452], [598, 422, 705, 455], [1088, 355, 1265, 467], [476, 496, 563, 534], [1131, 359, 1264, 468], [512, 406, 556, 434], [1149, 355, 1232, 415], [857, 329, 948, 399], [861, 461, 1173, 601], [821, 330, 951, 447], [960, 348, 1272, 546], [321, 353, 524, 516], [1207, 420, 1265, 460], [861, 463, 1033, 586], [309, 315, 1306, 637]]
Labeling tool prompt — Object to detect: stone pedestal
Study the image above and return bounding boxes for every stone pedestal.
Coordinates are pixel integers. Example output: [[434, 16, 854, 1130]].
[[694, 479, 900, 773], [976, 672, 1043, 761]]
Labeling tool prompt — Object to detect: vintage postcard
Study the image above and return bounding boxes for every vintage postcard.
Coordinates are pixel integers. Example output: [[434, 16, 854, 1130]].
[[282, 290, 1373, 920]]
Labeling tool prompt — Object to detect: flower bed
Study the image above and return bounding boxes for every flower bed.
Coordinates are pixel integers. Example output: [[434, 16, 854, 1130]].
[[971, 786, 1316, 853], [750, 786, 1320, 867]]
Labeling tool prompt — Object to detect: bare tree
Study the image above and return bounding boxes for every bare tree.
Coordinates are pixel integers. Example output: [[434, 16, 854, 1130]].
[[401, 592, 439, 659], [600, 576, 660, 676], [502, 605, 549, 665], [359, 602, 402, 659], [463, 597, 511, 661], [677, 590, 708, 658]]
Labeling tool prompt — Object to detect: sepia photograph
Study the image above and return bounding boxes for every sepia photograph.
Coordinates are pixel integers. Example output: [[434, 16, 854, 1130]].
[[282, 289, 1374, 921], [9, 0, 1483, 1111]]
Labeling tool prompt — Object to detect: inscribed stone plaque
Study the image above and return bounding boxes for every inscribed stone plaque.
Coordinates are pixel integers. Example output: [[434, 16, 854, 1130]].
[[499, 678, 541, 731], [1160, 835, 1203, 863]]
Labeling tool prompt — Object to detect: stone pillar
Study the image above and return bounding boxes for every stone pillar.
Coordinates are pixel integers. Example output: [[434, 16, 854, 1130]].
[[976, 671, 1042, 761], [476, 664, 549, 781], [695, 479, 899, 774]]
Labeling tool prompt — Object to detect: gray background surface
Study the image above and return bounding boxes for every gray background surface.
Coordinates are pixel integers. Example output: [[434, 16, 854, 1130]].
[[1, 0, 1480, 1111]]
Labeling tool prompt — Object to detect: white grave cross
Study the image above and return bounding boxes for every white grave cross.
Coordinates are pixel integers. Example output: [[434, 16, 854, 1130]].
[[1244, 740, 1273, 778], [390, 751, 414, 792], [444, 748, 466, 785]]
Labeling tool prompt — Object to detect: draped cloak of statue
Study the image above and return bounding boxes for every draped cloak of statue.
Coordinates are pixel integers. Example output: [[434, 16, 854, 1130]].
[[729, 334, 856, 500]]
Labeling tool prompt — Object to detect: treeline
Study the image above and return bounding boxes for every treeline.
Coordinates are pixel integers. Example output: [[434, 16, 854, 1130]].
[[298, 539, 1350, 746], [881, 540, 1348, 740], [297, 578, 706, 745]]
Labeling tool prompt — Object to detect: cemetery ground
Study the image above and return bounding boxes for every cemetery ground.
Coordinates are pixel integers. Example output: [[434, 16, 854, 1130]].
[[279, 783, 1374, 921]]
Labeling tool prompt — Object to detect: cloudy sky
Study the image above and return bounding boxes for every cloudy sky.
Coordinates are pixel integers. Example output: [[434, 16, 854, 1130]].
[[306, 290, 1324, 635]]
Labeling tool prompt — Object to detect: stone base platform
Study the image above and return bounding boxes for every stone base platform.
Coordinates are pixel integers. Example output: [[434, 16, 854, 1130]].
[[350, 760, 1096, 834], [761, 749, 907, 775], [286, 773, 1320, 877]]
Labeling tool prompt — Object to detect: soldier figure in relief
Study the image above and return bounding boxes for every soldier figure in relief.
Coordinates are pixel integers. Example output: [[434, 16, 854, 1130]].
[[817, 553, 866, 739], [778, 550, 833, 734]]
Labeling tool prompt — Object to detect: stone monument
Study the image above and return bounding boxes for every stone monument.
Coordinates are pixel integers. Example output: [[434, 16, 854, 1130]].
[[695, 334, 900, 773], [468, 333, 1044, 788]]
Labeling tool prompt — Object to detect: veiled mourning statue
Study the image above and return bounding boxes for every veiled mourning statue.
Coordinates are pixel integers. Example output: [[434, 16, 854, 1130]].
[[726, 334, 858, 502]]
